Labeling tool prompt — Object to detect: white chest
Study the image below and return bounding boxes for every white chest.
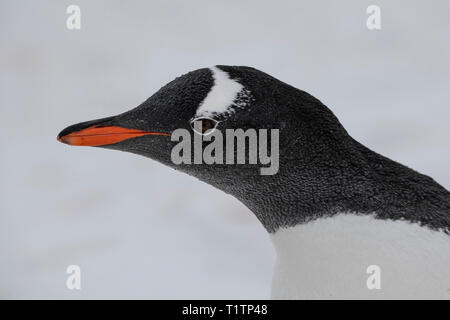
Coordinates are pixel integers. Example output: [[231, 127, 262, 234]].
[[270, 214, 450, 299]]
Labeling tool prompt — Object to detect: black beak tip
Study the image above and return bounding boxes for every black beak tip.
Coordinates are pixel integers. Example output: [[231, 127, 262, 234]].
[[57, 127, 71, 141]]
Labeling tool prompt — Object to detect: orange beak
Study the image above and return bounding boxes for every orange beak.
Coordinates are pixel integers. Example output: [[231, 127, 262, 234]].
[[57, 125, 170, 146]]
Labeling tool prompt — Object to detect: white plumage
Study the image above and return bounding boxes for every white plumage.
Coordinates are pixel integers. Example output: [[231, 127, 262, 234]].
[[271, 214, 450, 299]]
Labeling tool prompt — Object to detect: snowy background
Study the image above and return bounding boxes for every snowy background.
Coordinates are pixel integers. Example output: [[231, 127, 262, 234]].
[[1, 0, 449, 299]]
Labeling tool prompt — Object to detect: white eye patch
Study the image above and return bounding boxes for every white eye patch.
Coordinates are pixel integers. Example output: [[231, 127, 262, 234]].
[[195, 66, 251, 118]]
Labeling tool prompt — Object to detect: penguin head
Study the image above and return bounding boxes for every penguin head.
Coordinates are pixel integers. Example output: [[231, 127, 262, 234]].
[[58, 65, 450, 234], [58, 65, 347, 186]]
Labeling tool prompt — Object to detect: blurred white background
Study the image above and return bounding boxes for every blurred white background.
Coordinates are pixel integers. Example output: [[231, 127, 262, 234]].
[[0, 0, 449, 299]]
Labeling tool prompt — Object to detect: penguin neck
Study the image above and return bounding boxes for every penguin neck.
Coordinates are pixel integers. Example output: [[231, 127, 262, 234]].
[[210, 137, 450, 234], [227, 139, 379, 232]]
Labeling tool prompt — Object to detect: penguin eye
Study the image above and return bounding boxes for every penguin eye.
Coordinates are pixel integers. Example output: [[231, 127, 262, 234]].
[[189, 117, 219, 135]]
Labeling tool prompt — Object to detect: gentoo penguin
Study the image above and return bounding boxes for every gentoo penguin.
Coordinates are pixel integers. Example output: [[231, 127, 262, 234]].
[[58, 66, 450, 299]]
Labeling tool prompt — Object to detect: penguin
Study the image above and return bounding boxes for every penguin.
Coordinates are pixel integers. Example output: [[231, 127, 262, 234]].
[[58, 65, 450, 299]]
